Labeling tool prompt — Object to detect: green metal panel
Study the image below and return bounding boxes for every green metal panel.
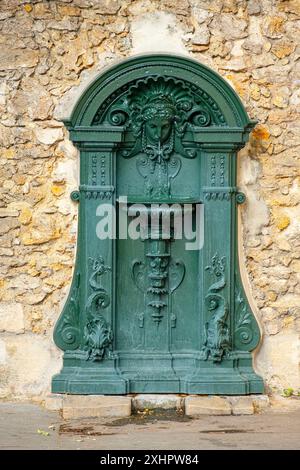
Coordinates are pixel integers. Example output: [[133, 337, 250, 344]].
[[52, 54, 264, 395]]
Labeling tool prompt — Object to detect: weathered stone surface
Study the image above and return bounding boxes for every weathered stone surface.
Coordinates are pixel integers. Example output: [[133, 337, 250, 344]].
[[252, 395, 270, 413], [272, 42, 294, 59], [44, 394, 270, 416], [0, 49, 39, 70], [0, 209, 19, 218], [44, 394, 63, 411], [210, 14, 248, 40], [62, 396, 132, 419], [22, 292, 47, 306], [220, 58, 246, 72], [242, 39, 263, 55], [3, 335, 61, 397], [34, 127, 64, 146], [0, 247, 14, 256], [18, 207, 32, 225], [11, 79, 53, 121], [263, 16, 286, 39], [192, 6, 213, 24], [256, 331, 300, 391], [93, 0, 121, 15], [0, 82, 7, 106], [48, 18, 80, 31], [8, 274, 40, 291], [0, 0, 299, 403], [229, 397, 254, 415], [278, 0, 300, 16], [0, 302, 24, 333], [0, 217, 20, 235], [0, 339, 7, 365], [192, 24, 210, 45], [185, 396, 231, 416], [132, 394, 184, 411], [131, 12, 187, 55], [57, 4, 81, 16], [20, 215, 61, 246], [275, 215, 290, 230], [247, 0, 261, 15]]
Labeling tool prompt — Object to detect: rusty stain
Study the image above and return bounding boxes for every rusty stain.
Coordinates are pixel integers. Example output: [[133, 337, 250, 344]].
[[59, 424, 116, 436], [252, 125, 270, 141]]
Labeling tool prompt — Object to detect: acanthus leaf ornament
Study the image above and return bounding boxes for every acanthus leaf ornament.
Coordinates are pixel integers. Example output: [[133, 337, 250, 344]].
[[84, 257, 113, 361], [200, 253, 231, 362], [234, 285, 254, 349]]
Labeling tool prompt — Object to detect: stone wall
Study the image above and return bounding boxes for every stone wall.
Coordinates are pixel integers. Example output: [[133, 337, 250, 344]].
[[0, 0, 299, 400]]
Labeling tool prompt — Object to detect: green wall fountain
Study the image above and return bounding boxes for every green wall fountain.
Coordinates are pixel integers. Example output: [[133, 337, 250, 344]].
[[52, 54, 264, 395]]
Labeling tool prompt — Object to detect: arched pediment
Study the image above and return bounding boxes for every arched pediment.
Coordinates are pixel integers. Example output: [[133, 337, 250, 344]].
[[65, 54, 254, 130]]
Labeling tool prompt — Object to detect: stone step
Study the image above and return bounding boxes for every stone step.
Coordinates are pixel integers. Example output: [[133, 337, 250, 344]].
[[44, 394, 270, 418]]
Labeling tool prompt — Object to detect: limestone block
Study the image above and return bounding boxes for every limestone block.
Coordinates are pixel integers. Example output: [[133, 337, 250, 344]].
[[18, 207, 32, 225], [44, 394, 63, 412], [35, 127, 64, 146], [20, 217, 61, 246], [8, 274, 41, 290], [62, 395, 132, 419], [185, 396, 231, 416], [4, 335, 61, 396], [192, 7, 213, 24], [10, 78, 53, 121], [93, 0, 121, 15], [48, 19, 80, 32], [131, 12, 187, 55], [0, 302, 24, 333], [269, 395, 300, 411], [0, 247, 13, 256], [247, 0, 261, 15], [55, 140, 79, 160], [52, 158, 78, 185], [263, 16, 285, 39], [0, 11, 12, 21], [0, 49, 39, 70], [252, 395, 270, 413], [220, 58, 247, 72], [242, 39, 263, 54], [192, 24, 210, 45], [256, 331, 300, 390], [0, 217, 20, 235], [0, 339, 7, 365], [0, 364, 9, 399], [0, 209, 19, 218], [210, 14, 248, 40], [132, 394, 183, 411], [57, 5, 81, 17], [229, 396, 254, 415]]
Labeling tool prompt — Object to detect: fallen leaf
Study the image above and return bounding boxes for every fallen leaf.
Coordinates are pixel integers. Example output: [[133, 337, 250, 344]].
[[37, 429, 50, 437]]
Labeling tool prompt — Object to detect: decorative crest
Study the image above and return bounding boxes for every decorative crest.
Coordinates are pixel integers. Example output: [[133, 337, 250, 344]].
[[122, 76, 211, 160]]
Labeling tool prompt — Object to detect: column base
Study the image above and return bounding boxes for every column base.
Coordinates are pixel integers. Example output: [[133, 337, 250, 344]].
[[52, 366, 128, 395]]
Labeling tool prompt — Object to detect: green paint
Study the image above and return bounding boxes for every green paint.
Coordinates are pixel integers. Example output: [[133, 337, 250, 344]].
[[52, 54, 264, 395]]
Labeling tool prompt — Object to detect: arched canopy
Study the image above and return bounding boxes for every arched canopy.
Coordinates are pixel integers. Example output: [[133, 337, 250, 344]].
[[64, 54, 255, 131]]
